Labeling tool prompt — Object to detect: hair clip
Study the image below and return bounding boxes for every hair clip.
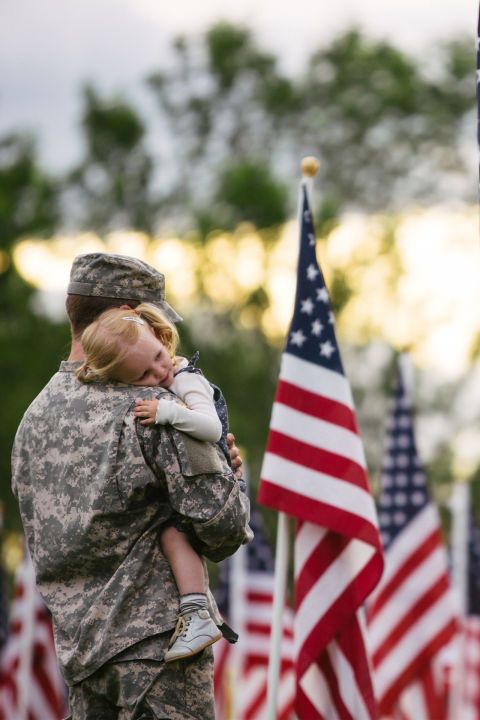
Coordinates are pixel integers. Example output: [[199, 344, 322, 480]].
[[120, 316, 145, 325]]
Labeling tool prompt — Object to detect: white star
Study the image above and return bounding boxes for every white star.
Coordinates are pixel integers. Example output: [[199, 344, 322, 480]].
[[300, 298, 314, 315], [308, 233, 315, 246], [306, 264, 319, 281], [290, 329, 307, 347], [477, 68, 480, 83], [412, 491, 425, 506], [395, 454, 409, 468], [304, 210, 311, 222], [328, 312, 334, 324], [320, 340, 335, 358], [311, 319, 323, 336], [412, 472, 425, 486], [316, 287, 329, 303]]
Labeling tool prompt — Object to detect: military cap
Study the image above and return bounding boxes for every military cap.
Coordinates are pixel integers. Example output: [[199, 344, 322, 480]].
[[67, 252, 182, 323]]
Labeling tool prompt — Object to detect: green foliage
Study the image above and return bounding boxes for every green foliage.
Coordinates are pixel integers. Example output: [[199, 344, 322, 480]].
[[206, 22, 275, 92], [299, 30, 474, 210], [68, 86, 156, 232], [143, 23, 475, 230], [216, 162, 288, 229], [0, 135, 59, 249], [0, 135, 69, 530]]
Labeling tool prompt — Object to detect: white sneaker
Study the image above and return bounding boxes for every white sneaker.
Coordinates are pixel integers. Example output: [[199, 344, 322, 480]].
[[164, 609, 222, 663]]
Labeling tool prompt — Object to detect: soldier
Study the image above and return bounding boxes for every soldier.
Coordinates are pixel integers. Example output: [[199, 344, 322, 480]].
[[11, 253, 251, 720]]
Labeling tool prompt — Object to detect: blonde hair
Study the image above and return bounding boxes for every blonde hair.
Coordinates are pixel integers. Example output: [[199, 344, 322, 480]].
[[76, 303, 179, 383]]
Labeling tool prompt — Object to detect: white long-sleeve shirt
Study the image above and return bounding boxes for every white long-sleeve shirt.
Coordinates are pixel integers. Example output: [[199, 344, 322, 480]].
[[154, 357, 222, 442]]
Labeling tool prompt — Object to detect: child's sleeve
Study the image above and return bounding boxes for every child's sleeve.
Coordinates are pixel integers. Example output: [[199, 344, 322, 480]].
[[155, 372, 222, 442]]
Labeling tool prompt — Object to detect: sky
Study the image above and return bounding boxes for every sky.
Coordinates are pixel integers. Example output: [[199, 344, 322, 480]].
[[0, 0, 476, 172]]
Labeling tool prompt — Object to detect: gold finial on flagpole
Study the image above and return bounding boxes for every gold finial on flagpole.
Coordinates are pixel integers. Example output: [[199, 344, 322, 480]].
[[301, 156, 320, 177]]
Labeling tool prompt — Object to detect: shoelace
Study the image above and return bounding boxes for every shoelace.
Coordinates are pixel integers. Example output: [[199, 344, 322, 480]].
[[168, 614, 191, 646]]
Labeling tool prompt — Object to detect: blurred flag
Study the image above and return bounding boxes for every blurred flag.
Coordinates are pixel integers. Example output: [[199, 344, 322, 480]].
[[0, 505, 9, 653], [457, 512, 480, 719], [214, 508, 295, 720], [0, 547, 67, 720], [366, 362, 457, 718], [258, 182, 384, 719]]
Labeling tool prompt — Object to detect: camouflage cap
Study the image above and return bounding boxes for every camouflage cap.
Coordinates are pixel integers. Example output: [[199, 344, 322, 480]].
[[67, 252, 182, 323]]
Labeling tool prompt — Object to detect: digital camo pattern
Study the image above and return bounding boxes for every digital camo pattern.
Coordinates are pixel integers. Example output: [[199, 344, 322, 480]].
[[11, 361, 251, 686], [68, 635, 215, 720], [67, 252, 182, 323]]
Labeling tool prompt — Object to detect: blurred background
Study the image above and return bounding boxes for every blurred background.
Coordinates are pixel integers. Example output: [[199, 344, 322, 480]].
[[0, 0, 479, 580]]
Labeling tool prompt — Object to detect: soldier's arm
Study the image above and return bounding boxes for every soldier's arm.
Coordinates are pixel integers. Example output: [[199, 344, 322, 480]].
[[140, 423, 251, 562]]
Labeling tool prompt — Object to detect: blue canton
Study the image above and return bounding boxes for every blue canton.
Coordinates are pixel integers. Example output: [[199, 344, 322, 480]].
[[286, 184, 344, 375], [377, 368, 429, 551]]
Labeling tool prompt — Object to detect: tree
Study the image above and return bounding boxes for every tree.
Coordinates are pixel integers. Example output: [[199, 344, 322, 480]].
[[145, 24, 474, 229], [67, 86, 157, 233], [0, 134, 69, 530]]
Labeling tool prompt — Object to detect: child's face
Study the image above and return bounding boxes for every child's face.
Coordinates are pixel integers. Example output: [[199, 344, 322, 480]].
[[114, 326, 174, 387]]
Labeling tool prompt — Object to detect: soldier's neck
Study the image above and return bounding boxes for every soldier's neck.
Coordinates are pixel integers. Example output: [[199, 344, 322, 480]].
[[68, 338, 85, 362]]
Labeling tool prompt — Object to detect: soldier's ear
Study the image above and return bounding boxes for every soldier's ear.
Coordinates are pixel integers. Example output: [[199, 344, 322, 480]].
[[119, 304, 134, 310]]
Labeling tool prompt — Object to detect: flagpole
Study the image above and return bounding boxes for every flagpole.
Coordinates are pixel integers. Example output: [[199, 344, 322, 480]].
[[449, 469, 471, 718], [266, 157, 320, 720], [266, 512, 290, 720]]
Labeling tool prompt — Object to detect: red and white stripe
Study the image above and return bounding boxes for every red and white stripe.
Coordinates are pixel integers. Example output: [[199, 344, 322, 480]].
[[239, 570, 295, 720], [214, 569, 295, 720], [259, 354, 384, 719], [367, 503, 458, 716], [391, 663, 450, 720], [454, 616, 480, 720], [0, 552, 66, 720]]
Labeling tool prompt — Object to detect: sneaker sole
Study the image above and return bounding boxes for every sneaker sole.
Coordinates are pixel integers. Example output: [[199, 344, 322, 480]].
[[164, 631, 223, 663]]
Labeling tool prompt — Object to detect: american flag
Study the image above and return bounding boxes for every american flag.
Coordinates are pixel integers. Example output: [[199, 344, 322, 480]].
[[0, 505, 9, 653], [0, 548, 67, 720], [366, 362, 458, 718], [456, 512, 480, 719], [214, 508, 295, 720], [258, 182, 384, 719]]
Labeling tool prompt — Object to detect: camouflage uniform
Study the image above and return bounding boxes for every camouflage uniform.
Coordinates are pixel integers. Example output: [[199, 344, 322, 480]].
[[11, 253, 251, 719]]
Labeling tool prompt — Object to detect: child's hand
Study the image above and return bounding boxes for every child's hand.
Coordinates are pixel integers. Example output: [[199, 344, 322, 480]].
[[134, 398, 159, 425]]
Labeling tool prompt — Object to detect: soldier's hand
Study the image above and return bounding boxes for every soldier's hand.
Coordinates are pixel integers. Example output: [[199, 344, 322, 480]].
[[134, 398, 158, 425], [227, 432, 243, 480]]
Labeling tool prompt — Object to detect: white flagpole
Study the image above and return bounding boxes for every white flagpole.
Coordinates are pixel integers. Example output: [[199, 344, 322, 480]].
[[450, 481, 469, 616], [449, 475, 470, 718], [266, 511, 290, 720], [266, 157, 320, 720]]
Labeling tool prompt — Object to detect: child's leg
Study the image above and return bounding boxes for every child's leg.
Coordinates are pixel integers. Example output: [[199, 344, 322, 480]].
[[160, 525, 205, 595], [160, 525, 222, 662]]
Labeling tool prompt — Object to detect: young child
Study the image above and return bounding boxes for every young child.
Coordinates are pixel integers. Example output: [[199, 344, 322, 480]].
[[76, 302, 231, 662]]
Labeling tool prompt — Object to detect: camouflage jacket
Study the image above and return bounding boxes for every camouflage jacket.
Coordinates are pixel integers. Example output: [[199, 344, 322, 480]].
[[11, 361, 251, 685]]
